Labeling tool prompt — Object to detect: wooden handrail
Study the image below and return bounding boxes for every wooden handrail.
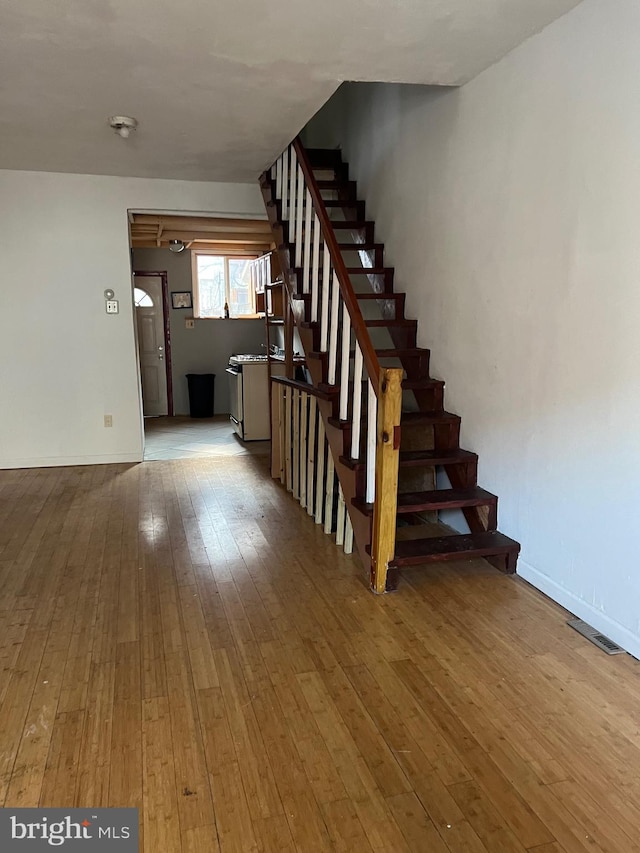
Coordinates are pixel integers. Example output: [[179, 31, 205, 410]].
[[271, 375, 334, 402], [293, 138, 380, 391]]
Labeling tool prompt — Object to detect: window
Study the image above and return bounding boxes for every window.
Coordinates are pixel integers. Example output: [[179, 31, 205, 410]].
[[133, 287, 153, 307], [192, 253, 258, 318]]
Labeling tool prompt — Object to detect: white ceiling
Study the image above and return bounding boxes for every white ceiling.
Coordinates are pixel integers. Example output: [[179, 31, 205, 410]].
[[0, 0, 582, 183]]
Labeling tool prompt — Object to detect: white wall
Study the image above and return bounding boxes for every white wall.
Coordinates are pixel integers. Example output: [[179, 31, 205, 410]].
[[132, 248, 266, 415], [305, 0, 640, 657], [0, 170, 264, 468]]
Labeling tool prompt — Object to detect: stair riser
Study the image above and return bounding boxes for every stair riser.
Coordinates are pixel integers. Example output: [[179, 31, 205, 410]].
[[316, 180, 359, 201], [284, 243, 384, 269], [308, 350, 431, 381], [292, 272, 396, 302], [275, 199, 366, 225], [401, 420, 461, 451], [302, 321, 417, 353], [398, 500, 497, 528], [367, 325, 417, 350], [309, 164, 350, 182], [350, 456, 478, 498], [411, 386, 444, 413], [322, 382, 439, 422]]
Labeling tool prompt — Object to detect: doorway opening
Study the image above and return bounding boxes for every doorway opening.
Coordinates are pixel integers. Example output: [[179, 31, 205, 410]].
[[128, 211, 275, 462], [133, 271, 173, 421]]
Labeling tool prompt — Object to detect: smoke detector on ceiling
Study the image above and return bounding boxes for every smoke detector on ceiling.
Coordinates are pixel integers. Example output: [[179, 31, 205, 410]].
[[109, 115, 138, 139]]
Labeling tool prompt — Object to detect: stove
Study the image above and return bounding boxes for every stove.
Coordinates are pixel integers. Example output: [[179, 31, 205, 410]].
[[229, 353, 268, 365]]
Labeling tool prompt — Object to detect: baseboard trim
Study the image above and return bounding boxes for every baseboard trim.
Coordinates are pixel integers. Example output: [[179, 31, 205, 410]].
[[518, 559, 640, 661], [0, 452, 143, 470]]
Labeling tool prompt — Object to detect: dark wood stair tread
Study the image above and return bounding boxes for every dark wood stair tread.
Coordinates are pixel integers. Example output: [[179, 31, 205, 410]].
[[306, 149, 344, 166], [397, 487, 496, 513], [322, 200, 363, 207], [341, 447, 476, 471], [324, 221, 371, 229], [399, 448, 478, 467], [307, 347, 430, 361], [401, 378, 444, 391], [292, 291, 401, 305], [402, 410, 461, 425], [353, 487, 496, 516], [364, 319, 416, 327], [319, 377, 441, 396], [315, 180, 357, 191], [336, 242, 382, 251], [302, 317, 414, 330], [388, 531, 520, 568]]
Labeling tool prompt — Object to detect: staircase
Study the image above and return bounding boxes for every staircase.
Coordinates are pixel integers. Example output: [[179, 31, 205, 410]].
[[261, 141, 520, 591]]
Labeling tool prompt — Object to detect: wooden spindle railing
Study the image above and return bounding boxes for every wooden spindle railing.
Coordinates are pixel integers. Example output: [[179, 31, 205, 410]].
[[272, 378, 354, 554], [267, 139, 403, 593]]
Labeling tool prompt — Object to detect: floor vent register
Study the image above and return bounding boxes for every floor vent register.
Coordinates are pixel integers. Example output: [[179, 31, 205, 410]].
[[567, 618, 626, 655]]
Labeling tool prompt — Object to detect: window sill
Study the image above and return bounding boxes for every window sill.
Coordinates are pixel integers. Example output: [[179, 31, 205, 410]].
[[193, 315, 264, 321]]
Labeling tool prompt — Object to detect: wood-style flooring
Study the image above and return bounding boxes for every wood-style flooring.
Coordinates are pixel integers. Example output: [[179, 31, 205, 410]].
[[1, 453, 639, 852]]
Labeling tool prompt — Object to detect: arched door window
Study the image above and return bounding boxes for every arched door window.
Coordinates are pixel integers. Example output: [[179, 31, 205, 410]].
[[134, 287, 153, 307]]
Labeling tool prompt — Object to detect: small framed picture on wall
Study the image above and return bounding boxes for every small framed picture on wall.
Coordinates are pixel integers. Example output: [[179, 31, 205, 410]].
[[171, 291, 192, 309]]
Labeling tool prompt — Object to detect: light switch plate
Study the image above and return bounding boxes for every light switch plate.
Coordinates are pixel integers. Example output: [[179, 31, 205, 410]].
[[106, 300, 119, 314], [185, 318, 195, 329]]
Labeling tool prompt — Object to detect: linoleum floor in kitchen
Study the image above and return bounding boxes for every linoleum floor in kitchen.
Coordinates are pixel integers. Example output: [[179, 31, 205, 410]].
[[144, 415, 270, 461]]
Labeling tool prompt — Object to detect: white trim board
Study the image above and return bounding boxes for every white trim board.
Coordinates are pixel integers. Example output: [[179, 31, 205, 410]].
[[0, 452, 142, 470], [518, 560, 640, 662]]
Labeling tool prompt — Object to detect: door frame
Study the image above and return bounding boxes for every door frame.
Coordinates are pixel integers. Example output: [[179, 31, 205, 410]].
[[133, 271, 173, 417]]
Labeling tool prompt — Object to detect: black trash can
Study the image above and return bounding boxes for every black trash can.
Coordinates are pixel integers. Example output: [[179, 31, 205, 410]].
[[186, 373, 215, 418]]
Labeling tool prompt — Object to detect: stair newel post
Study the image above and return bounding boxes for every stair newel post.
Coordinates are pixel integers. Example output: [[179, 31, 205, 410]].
[[370, 367, 403, 594]]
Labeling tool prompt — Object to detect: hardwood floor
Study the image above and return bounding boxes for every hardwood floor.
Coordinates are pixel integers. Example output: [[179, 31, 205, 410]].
[[1, 455, 639, 852]]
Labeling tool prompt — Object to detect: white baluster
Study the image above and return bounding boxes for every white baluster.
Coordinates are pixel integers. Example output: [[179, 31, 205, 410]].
[[285, 386, 292, 492], [295, 165, 304, 267], [276, 154, 283, 202], [344, 512, 354, 555], [307, 396, 317, 517], [336, 484, 346, 546], [303, 189, 312, 294], [311, 214, 320, 322], [339, 303, 351, 420], [350, 343, 364, 459], [324, 452, 335, 535], [328, 272, 340, 385], [278, 384, 286, 484], [289, 148, 297, 247], [282, 149, 289, 220], [366, 378, 377, 503], [292, 389, 300, 499], [320, 243, 330, 352], [315, 417, 326, 525], [300, 391, 308, 509]]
